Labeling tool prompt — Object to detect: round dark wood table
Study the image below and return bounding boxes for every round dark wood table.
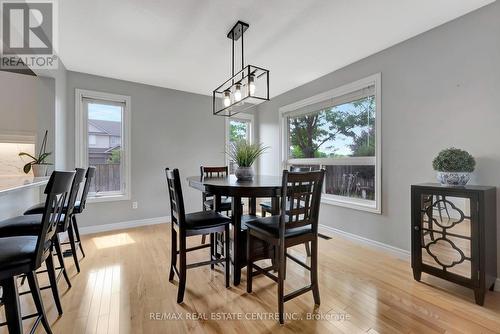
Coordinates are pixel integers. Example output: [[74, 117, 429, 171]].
[[187, 174, 282, 285]]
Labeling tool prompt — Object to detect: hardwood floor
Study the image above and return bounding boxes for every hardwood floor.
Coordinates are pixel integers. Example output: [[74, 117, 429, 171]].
[[1, 223, 499, 333]]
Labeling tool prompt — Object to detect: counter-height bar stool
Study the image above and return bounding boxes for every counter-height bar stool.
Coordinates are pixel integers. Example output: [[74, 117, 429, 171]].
[[165, 168, 231, 303], [24, 166, 95, 272], [0, 170, 74, 334], [0, 169, 84, 316], [200, 166, 233, 212], [199, 166, 232, 245], [246, 169, 325, 324], [260, 166, 313, 257]]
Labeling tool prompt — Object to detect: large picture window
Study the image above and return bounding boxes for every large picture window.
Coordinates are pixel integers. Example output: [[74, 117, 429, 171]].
[[280, 74, 381, 213], [75, 89, 131, 202]]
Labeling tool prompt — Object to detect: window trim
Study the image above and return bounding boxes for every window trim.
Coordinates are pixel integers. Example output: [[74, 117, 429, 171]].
[[75, 89, 132, 203], [279, 73, 381, 214]]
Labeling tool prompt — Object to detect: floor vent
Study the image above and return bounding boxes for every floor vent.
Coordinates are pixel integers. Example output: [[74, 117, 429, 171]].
[[318, 233, 332, 240]]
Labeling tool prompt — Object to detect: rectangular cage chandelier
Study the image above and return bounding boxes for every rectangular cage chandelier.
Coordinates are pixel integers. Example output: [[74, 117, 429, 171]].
[[212, 21, 269, 117]]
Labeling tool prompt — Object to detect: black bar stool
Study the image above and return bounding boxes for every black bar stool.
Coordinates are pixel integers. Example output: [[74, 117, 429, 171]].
[[260, 166, 313, 257], [23, 166, 95, 272], [165, 168, 231, 303], [246, 169, 325, 324], [0, 170, 75, 334], [1, 168, 85, 293]]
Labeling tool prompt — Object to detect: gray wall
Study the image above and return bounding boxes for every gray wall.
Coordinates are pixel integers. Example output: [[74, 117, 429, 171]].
[[66, 71, 226, 227], [257, 2, 500, 275]]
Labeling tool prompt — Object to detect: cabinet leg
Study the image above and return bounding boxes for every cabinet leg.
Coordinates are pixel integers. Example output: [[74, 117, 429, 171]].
[[489, 282, 495, 292], [474, 288, 485, 306], [412, 268, 421, 282]]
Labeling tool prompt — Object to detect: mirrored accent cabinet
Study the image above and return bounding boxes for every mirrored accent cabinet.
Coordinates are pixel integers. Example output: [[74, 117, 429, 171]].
[[411, 183, 497, 305]]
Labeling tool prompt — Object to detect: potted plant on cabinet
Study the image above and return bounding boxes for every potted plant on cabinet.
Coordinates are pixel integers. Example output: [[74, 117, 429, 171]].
[[226, 141, 268, 181], [432, 147, 475, 186], [19, 130, 52, 177]]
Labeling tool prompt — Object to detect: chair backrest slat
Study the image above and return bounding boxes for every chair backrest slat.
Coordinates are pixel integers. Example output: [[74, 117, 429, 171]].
[[35, 171, 75, 268], [165, 168, 186, 228], [200, 166, 229, 178], [79, 166, 96, 211], [61, 168, 86, 231], [280, 169, 325, 236]]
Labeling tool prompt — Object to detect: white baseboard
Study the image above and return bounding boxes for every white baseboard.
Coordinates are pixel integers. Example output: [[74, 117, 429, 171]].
[[79, 216, 170, 235], [319, 224, 410, 259]]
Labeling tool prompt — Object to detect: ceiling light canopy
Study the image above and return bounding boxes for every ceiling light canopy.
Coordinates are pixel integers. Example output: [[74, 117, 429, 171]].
[[213, 21, 269, 117]]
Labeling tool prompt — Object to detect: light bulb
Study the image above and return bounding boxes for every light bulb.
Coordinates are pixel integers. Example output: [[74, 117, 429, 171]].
[[234, 83, 242, 102], [249, 75, 256, 95], [223, 90, 231, 107]]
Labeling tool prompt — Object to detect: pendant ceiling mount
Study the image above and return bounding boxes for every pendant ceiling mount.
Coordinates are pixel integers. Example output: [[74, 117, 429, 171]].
[[213, 21, 270, 117]]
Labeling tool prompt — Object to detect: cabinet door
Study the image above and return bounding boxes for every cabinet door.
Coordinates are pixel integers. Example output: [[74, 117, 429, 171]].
[[418, 193, 476, 281]]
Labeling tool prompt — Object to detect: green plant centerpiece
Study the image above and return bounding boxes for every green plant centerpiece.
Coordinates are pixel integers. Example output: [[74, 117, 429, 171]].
[[226, 141, 268, 181], [19, 130, 52, 177], [432, 147, 475, 186]]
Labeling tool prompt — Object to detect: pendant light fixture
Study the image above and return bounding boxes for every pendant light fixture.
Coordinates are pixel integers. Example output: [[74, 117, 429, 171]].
[[213, 21, 269, 117]]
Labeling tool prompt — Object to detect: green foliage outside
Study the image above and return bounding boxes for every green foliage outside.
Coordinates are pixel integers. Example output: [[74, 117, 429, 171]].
[[289, 96, 375, 158], [432, 148, 475, 172], [108, 148, 121, 163], [230, 121, 248, 143], [350, 128, 375, 157]]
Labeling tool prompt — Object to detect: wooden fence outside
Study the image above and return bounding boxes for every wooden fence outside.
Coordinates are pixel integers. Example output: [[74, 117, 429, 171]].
[[90, 163, 121, 193]]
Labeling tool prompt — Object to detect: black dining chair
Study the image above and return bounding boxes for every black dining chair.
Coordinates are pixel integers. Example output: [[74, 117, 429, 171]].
[[246, 169, 325, 324], [23, 166, 95, 272], [165, 168, 231, 303], [199, 166, 232, 245], [0, 170, 74, 334], [260, 166, 314, 257]]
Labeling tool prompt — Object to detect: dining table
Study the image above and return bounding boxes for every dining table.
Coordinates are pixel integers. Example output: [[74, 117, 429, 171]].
[[187, 174, 283, 285]]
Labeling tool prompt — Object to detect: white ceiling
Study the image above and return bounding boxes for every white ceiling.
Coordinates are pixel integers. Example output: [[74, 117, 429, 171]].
[[59, 0, 494, 97]]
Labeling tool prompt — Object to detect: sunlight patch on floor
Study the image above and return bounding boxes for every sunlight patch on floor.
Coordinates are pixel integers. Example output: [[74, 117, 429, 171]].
[[92, 233, 135, 249]]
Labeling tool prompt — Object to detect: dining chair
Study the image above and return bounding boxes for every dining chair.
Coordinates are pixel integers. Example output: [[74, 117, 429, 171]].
[[165, 168, 231, 303], [23, 166, 95, 272], [199, 166, 232, 245], [246, 169, 325, 324], [0, 170, 74, 334], [260, 166, 313, 256]]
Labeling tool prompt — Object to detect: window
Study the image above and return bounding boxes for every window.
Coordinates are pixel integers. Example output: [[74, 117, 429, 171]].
[[280, 74, 381, 213], [88, 135, 97, 146], [75, 89, 131, 201], [225, 113, 253, 174]]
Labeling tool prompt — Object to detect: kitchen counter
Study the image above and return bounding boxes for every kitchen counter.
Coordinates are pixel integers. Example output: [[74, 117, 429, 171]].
[[0, 175, 49, 196], [0, 175, 49, 220]]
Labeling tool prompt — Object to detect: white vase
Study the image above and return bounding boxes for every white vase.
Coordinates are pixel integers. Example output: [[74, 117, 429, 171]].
[[436, 171, 471, 186], [235, 166, 254, 181], [32, 164, 48, 177]]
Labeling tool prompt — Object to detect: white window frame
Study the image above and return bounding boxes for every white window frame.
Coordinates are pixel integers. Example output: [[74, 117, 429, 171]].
[[279, 73, 381, 214], [75, 89, 131, 203], [225, 113, 254, 165]]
